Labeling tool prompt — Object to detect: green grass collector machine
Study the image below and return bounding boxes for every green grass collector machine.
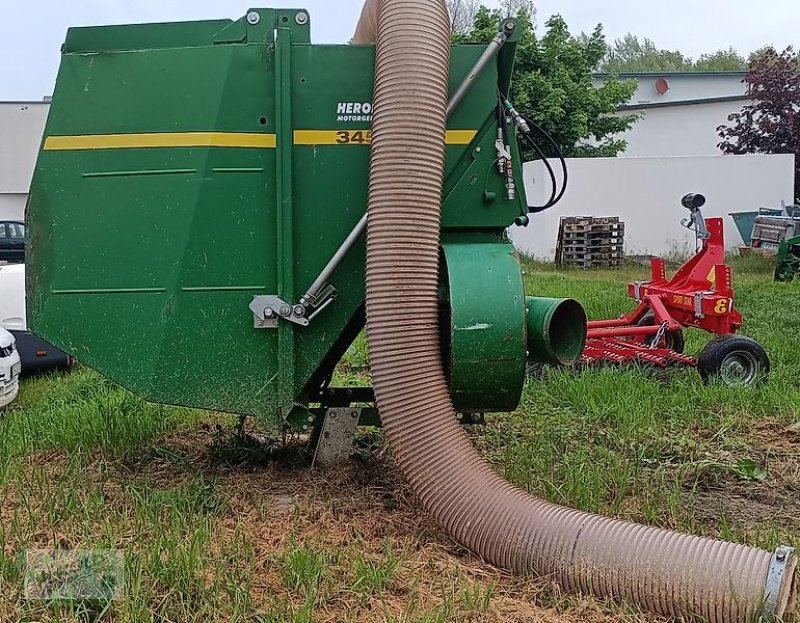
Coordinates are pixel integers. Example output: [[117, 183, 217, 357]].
[[26, 3, 796, 621], [27, 8, 584, 434]]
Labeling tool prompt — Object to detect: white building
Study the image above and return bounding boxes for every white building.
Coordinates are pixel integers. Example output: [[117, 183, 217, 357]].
[[0, 101, 49, 221], [510, 154, 795, 260], [509, 71, 796, 259], [591, 71, 749, 158]]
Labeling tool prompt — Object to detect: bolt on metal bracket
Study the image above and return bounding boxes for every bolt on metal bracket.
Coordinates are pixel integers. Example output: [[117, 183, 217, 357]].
[[693, 292, 707, 318], [762, 545, 796, 622], [312, 407, 361, 466], [250, 295, 310, 329]]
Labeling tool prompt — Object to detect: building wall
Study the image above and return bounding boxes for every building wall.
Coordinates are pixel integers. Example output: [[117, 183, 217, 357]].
[[591, 72, 750, 158], [0, 194, 27, 221], [596, 73, 747, 107], [509, 154, 795, 260], [615, 100, 746, 158], [0, 102, 49, 220]]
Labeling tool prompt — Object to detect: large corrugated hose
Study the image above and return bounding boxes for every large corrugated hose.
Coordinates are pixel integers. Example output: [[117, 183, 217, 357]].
[[359, 0, 796, 620]]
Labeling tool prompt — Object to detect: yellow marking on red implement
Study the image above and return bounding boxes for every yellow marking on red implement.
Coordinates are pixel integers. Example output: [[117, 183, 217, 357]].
[[43, 132, 277, 151]]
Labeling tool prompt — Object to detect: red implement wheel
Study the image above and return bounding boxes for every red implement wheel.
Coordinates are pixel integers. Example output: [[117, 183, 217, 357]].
[[697, 335, 769, 386]]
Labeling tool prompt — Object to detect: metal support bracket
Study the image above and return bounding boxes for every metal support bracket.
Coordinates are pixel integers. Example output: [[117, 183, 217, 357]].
[[250, 295, 309, 328], [312, 407, 361, 466], [762, 545, 796, 622], [249, 285, 337, 329], [633, 281, 644, 303], [693, 292, 706, 319], [681, 206, 711, 242]]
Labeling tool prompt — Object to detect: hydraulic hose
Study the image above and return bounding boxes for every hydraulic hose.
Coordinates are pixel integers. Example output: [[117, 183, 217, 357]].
[[359, 1, 796, 620]]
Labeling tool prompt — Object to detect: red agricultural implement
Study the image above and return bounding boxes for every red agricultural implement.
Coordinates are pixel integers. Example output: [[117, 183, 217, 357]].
[[581, 194, 769, 386]]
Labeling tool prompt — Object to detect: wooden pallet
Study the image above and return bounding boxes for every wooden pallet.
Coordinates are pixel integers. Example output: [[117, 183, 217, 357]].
[[564, 260, 623, 269], [561, 251, 623, 259], [560, 239, 625, 249], [556, 216, 625, 269], [560, 216, 620, 226], [562, 229, 625, 238]]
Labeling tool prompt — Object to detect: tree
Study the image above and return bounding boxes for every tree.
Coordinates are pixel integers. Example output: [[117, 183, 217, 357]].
[[694, 48, 747, 72], [603, 34, 690, 73], [601, 34, 747, 73], [462, 7, 638, 157], [497, 0, 535, 19], [447, 0, 480, 37], [718, 47, 800, 201], [748, 46, 773, 64]]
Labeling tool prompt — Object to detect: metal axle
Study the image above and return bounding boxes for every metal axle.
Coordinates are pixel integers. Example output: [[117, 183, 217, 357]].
[[299, 213, 367, 308], [447, 24, 512, 117]]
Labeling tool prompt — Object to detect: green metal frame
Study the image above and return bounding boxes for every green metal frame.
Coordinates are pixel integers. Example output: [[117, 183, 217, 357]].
[[28, 8, 539, 428]]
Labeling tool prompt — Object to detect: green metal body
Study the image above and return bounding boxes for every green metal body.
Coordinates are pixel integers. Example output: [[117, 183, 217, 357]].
[[442, 244, 526, 413], [525, 297, 587, 365], [774, 235, 800, 282], [27, 8, 570, 427]]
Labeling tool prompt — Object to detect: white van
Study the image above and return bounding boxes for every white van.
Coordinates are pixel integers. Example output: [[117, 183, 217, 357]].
[[0, 263, 25, 331], [0, 263, 73, 373], [0, 327, 20, 408]]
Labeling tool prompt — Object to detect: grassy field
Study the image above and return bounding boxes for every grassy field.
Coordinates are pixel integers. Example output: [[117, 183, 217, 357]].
[[0, 255, 798, 622]]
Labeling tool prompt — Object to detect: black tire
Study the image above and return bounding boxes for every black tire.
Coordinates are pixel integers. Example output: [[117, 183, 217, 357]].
[[697, 335, 770, 386], [637, 312, 686, 354]]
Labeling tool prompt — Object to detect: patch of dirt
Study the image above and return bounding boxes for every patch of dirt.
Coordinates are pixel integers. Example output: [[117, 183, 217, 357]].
[[687, 419, 800, 535], [693, 488, 799, 531], [1, 425, 649, 623], [749, 418, 800, 455]]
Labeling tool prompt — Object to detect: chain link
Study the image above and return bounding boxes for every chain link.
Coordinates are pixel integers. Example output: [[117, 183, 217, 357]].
[[650, 321, 669, 349]]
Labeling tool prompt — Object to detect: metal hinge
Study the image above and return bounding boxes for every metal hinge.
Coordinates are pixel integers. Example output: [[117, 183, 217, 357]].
[[249, 295, 309, 328], [250, 285, 337, 329]]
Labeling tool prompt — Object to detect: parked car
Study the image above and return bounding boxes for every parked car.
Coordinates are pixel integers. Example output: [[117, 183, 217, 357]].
[[0, 221, 25, 263], [0, 328, 21, 408], [0, 263, 73, 374]]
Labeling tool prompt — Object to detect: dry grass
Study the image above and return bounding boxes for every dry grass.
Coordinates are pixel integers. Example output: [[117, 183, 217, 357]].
[[0, 423, 647, 623], [1, 257, 797, 622]]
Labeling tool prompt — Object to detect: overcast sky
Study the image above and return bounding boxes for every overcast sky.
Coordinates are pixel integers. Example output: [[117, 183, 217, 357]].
[[1, 0, 797, 101]]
